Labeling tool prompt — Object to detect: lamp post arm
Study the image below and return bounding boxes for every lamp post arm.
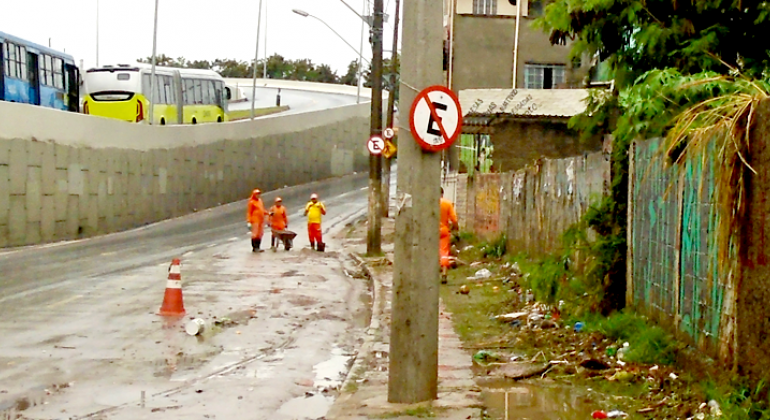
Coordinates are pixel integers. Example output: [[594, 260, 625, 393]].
[[310, 15, 371, 66], [339, 0, 368, 24]]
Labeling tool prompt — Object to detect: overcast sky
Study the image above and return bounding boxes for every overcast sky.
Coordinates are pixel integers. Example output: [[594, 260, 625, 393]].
[[1, 0, 401, 76]]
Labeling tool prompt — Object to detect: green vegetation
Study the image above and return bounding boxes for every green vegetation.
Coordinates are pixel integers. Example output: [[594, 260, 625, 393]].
[[227, 105, 289, 121]]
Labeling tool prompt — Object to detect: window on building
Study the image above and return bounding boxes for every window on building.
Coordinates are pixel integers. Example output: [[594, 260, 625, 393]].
[[524, 64, 566, 89], [528, 0, 545, 17], [473, 0, 497, 15]]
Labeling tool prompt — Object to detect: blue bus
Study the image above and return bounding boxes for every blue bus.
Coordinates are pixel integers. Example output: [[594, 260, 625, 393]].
[[0, 31, 79, 112]]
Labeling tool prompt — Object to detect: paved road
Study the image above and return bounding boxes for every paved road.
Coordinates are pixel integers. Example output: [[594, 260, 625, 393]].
[[229, 87, 367, 118], [0, 174, 374, 420]]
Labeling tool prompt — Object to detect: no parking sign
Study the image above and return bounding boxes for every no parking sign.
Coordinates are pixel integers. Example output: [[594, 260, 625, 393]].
[[408, 85, 463, 152]]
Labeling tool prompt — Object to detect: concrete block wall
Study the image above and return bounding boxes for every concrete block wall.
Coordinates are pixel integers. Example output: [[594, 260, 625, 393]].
[[0, 101, 369, 247]]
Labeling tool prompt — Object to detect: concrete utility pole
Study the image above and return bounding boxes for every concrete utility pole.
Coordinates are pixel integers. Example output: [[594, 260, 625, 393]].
[[382, 0, 401, 218], [367, 0, 385, 255], [388, 0, 443, 404]]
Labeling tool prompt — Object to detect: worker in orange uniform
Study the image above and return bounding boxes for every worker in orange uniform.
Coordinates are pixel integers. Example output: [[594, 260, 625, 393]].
[[440, 187, 458, 284], [246, 189, 269, 252], [268, 197, 289, 251], [304, 193, 326, 251]]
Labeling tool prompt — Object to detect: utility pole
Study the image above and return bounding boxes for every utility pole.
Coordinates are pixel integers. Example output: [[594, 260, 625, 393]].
[[367, 0, 384, 256], [382, 0, 401, 218], [148, 0, 160, 125], [250, 0, 264, 120], [388, 0, 443, 404]]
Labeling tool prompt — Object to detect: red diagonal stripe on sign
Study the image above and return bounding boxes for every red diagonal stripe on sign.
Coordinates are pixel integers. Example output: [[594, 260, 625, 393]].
[[422, 92, 451, 145]]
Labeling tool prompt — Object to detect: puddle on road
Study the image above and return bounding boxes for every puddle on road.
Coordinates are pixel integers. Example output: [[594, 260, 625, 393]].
[[313, 346, 353, 391], [479, 378, 596, 420], [277, 393, 333, 420]]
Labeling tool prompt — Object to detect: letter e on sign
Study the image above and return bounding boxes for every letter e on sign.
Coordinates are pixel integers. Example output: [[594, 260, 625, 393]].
[[409, 85, 463, 152], [368, 136, 385, 155]]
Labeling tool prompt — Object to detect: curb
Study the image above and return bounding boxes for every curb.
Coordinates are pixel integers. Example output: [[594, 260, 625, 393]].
[[327, 252, 387, 418]]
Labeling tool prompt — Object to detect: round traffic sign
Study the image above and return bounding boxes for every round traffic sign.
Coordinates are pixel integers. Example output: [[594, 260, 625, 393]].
[[409, 85, 463, 152], [383, 127, 395, 139], [367, 136, 385, 155]]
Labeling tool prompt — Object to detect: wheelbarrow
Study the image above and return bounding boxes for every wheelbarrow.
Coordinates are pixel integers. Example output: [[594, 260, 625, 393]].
[[271, 229, 297, 251]]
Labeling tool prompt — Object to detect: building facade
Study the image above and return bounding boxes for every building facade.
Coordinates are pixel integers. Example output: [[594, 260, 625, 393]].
[[445, 0, 590, 92]]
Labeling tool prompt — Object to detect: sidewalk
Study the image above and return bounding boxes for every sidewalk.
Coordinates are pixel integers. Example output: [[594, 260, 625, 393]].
[[328, 217, 482, 419]]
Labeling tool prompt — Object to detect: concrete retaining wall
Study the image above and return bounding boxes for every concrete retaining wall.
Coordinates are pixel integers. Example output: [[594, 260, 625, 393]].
[[0, 101, 369, 247]]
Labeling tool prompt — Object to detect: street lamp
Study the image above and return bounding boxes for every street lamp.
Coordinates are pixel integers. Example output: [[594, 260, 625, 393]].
[[148, 0, 159, 125], [292, 9, 370, 104], [250, 0, 265, 120]]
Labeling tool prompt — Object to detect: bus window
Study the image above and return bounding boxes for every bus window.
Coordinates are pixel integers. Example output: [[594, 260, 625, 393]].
[[18, 46, 27, 81], [193, 79, 202, 104], [200, 80, 210, 104], [53, 58, 64, 89], [6, 43, 21, 79], [39, 54, 50, 85], [184, 79, 194, 104], [164, 75, 174, 104], [3, 44, 9, 77], [155, 75, 165, 104], [207, 81, 216, 105]]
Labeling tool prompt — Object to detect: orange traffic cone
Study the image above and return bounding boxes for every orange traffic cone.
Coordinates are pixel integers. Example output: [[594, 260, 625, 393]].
[[159, 258, 186, 316]]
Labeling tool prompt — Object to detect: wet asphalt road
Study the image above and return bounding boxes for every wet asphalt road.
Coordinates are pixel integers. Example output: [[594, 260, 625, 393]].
[[0, 173, 373, 419], [229, 87, 364, 117]]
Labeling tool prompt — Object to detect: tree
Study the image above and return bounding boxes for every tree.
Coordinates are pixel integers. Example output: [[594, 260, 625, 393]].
[[187, 60, 211, 70], [341, 59, 360, 86], [138, 54, 185, 67], [212, 59, 251, 78], [537, 0, 770, 86], [364, 53, 400, 101], [262, 54, 292, 79], [315, 64, 339, 84]]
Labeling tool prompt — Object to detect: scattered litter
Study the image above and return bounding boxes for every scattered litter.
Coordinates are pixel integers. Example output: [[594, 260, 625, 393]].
[[213, 317, 237, 328], [669, 372, 678, 380], [459, 285, 470, 295], [607, 410, 628, 418], [473, 350, 506, 365], [462, 245, 474, 252], [617, 343, 629, 361], [573, 322, 584, 333], [497, 362, 550, 380], [494, 312, 528, 321], [637, 397, 669, 414], [470, 261, 483, 268], [592, 410, 608, 419], [708, 399, 722, 416], [185, 319, 206, 336], [468, 268, 493, 280]]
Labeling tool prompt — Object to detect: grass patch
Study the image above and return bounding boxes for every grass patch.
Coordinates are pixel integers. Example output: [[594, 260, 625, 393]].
[[440, 261, 517, 347], [228, 105, 289, 121], [578, 311, 679, 365]]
